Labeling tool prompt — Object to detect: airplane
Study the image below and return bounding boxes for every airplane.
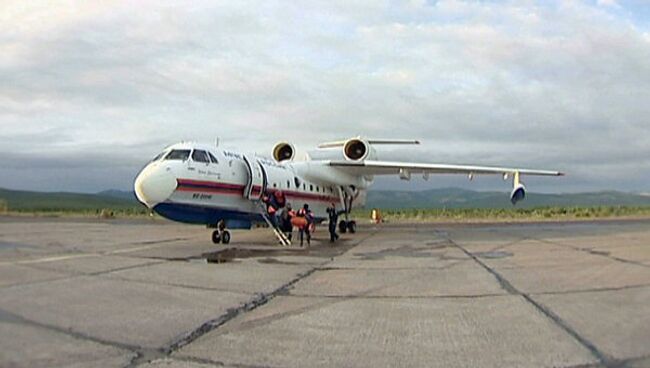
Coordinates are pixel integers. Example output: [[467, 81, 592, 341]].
[[134, 137, 563, 245]]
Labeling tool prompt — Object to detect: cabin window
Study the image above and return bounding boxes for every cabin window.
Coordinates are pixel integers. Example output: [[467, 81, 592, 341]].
[[287, 180, 291, 188], [273, 183, 277, 188], [191, 150, 210, 163], [294, 177, 301, 188], [208, 152, 219, 164], [303, 183, 306, 190], [165, 149, 191, 161], [310, 184, 313, 192]]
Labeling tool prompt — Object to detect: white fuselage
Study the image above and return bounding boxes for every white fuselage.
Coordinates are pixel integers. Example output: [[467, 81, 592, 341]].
[[134, 142, 369, 228]]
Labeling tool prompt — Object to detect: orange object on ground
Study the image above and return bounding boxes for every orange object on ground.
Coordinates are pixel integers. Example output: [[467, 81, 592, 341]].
[[371, 208, 382, 224]]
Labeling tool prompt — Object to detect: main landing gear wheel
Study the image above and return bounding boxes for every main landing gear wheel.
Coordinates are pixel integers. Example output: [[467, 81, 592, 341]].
[[339, 220, 357, 234], [221, 230, 231, 244], [339, 220, 348, 234], [211, 230, 221, 244], [347, 221, 357, 234]]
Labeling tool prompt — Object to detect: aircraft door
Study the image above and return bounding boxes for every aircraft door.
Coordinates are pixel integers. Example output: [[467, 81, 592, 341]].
[[243, 155, 265, 200]]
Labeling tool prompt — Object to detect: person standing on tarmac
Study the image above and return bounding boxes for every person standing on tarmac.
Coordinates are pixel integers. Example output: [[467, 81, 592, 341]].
[[296, 203, 313, 247], [326, 203, 346, 243], [279, 203, 295, 241]]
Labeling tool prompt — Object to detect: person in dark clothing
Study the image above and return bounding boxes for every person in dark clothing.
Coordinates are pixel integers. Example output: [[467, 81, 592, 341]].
[[262, 190, 285, 228], [296, 203, 313, 247], [279, 203, 295, 241], [326, 203, 346, 243]]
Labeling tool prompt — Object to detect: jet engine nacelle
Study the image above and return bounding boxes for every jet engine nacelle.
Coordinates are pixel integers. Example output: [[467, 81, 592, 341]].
[[272, 142, 295, 162], [343, 138, 370, 161], [510, 183, 526, 205]]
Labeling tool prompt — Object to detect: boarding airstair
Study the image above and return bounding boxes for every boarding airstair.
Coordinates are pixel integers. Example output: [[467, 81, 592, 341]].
[[242, 154, 291, 246], [257, 203, 292, 246]]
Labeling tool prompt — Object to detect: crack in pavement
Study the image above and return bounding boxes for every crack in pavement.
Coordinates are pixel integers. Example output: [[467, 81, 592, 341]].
[[435, 229, 614, 368], [0, 307, 143, 361], [531, 237, 650, 270], [284, 292, 508, 300], [0, 259, 167, 291], [126, 232, 380, 367]]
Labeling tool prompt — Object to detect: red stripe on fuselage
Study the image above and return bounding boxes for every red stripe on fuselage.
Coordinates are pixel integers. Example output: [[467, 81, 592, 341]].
[[176, 179, 340, 202]]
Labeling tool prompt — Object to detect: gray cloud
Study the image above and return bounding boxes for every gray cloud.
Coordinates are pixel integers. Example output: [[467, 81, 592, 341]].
[[0, 0, 649, 193]]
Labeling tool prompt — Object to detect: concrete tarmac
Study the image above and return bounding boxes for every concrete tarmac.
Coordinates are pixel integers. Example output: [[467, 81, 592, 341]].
[[1, 217, 649, 367]]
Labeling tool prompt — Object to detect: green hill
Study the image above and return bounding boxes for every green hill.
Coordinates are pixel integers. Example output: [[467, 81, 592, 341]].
[[366, 188, 650, 209], [0, 188, 140, 212], [1, 187, 650, 214]]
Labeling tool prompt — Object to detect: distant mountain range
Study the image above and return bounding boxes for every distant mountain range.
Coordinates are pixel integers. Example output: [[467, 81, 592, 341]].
[[1, 187, 650, 212], [366, 188, 650, 209], [0, 188, 138, 211]]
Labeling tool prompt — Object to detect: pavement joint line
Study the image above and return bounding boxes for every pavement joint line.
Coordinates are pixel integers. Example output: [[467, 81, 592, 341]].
[[141, 232, 378, 367], [531, 237, 650, 270], [0, 307, 143, 358], [0, 237, 193, 266], [310, 263, 470, 271], [108, 238, 194, 255], [438, 230, 614, 368], [0, 259, 167, 291], [284, 292, 509, 299], [0, 253, 97, 266], [530, 283, 650, 296], [200, 234, 499, 338], [102, 274, 257, 296], [615, 354, 650, 368], [171, 355, 271, 368]]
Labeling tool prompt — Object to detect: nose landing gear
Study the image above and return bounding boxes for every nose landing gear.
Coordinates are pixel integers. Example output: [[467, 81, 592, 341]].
[[211, 220, 231, 244], [211, 230, 231, 244]]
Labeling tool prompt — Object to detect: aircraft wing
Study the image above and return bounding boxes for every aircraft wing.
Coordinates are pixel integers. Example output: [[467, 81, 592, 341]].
[[327, 160, 564, 177]]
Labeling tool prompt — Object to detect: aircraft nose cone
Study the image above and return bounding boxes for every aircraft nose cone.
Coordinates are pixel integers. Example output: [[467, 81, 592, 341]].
[[134, 165, 176, 208]]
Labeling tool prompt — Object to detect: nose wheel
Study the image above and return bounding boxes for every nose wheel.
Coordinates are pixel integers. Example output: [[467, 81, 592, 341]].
[[211, 220, 231, 244], [211, 230, 231, 244]]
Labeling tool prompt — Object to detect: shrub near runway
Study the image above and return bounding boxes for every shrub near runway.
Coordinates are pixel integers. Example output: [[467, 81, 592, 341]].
[[355, 206, 650, 222]]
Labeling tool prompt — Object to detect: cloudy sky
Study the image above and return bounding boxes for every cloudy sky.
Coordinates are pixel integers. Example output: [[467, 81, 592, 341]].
[[1, 0, 649, 193]]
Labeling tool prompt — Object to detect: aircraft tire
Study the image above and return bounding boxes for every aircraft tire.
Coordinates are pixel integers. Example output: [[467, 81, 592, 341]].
[[211, 230, 221, 244], [347, 221, 357, 234], [339, 220, 348, 234], [222, 231, 231, 244]]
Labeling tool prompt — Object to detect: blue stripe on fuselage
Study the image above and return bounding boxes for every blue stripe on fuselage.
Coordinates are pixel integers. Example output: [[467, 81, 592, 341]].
[[153, 202, 259, 229], [153, 202, 325, 229]]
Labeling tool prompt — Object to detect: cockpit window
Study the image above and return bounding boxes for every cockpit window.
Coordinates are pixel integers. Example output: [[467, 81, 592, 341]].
[[208, 152, 219, 164], [165, 149, 191, 161], [191, 149, 210, 163], [151, 151, 167, 162]]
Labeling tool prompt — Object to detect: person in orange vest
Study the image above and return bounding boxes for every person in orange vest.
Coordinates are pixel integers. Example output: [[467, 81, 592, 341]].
[[296, 203, 313, 247]]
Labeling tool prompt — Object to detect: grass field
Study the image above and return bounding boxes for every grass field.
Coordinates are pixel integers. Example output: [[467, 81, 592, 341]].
[[2, 187, 650, 222], [0, 188, 148, 218], [354, 206, 650, 223]]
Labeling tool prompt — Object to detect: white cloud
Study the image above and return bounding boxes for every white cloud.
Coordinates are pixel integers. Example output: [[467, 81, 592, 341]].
[[597, 0, 620, 8], [0, 0, 649, 192]]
